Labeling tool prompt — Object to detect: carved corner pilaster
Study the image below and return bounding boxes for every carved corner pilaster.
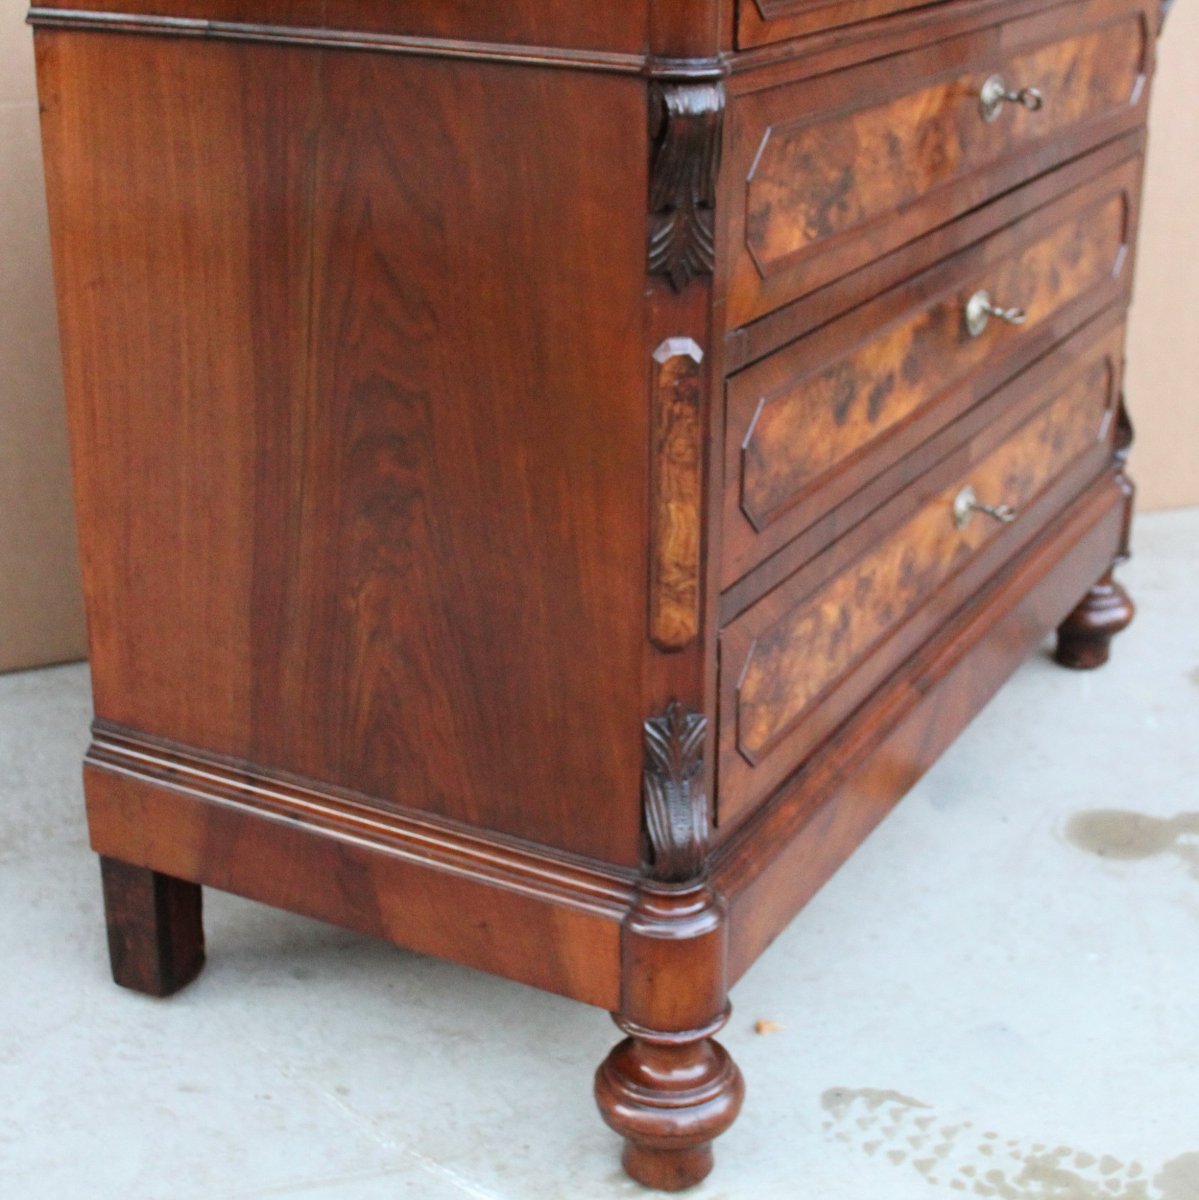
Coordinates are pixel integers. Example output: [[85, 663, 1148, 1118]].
[[648, 82, 725, 292], [642, 702, 709, 883], [598, 701, 739, 1190]]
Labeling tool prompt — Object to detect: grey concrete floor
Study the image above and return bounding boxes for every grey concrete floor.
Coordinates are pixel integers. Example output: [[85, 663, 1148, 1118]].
[[2, 508, 1197, 1200]]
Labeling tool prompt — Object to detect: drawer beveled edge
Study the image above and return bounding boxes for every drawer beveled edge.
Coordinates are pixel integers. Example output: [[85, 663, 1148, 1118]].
[[719, 150, 1144, 593], [730, 0, 1071, 67], [723, 130, 1146, 374], [715, 310, 1127, 824], [26, 3, 653, 71], [736, 0, 950, 51], [713, 467, 1127, 981], [719, 299, 1133, 623], [720, 0, 1155, 330]]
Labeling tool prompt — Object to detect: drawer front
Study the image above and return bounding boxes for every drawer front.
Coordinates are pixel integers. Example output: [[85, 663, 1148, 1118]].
[[717, 319, 1124, 825], [722, 154, 1140, 588], [737, 0, 945, 47], [724, 0, 1152, 328]]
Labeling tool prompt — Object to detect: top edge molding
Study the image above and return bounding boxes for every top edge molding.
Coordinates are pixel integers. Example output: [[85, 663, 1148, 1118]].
[[27, 7, 729, 77], [646, 54, 728, 80]]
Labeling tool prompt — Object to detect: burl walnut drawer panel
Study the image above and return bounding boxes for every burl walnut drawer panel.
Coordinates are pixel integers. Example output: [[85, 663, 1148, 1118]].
[[724, 0, 1152, 329], [722, 154, 1140, 588], [718, 318, 1125, 825]]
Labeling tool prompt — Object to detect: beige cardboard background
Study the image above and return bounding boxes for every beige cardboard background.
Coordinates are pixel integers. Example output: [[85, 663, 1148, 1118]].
[[0, 5, 1196, 673], [1124, 0, 1199, 513], [1, 0, 87, 672]]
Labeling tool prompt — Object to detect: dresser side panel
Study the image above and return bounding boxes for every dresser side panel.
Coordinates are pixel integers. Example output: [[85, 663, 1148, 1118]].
[[38, 32, 651, 867]]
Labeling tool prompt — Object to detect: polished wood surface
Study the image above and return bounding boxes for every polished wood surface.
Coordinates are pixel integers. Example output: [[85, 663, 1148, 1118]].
[[596, 1014, 744, 1191], [724, 159, 1137, 584], [724, 0, 1153, 325], [724, 128, 1144, 373], [738, 198, 1125, 527], [742, 21, 1140, 268], [39, 31, 650, 866], [33, 0, 1166, 1188], [29, 0, 729, 63], [737, 359, 1115, 756], [85, 741, 629, 1009], [719, 323, 1125, 823], [31, 0, 654, 54], [717, 469, 1129, 983], [736, 0, 944, 47]]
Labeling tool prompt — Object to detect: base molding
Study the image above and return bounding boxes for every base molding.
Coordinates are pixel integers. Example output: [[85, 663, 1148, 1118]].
[[84, 730, 635, 1010], [84, 470, 1126, 1012]]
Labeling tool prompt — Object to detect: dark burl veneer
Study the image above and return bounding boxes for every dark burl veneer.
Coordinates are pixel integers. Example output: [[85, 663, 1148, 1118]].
[[32, 0, 1171, 1188]]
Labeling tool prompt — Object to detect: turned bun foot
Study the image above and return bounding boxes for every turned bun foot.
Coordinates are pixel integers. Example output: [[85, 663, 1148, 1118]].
[[99, 856, 205, 997], [1054, 569, 1135, 670], [595, 1021, 745, 1191], [622, 1142, 714, 1193]]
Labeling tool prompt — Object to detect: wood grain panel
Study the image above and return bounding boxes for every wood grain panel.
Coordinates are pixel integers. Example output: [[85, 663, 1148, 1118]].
[[738, 360, 1112, 759], [39, 32, 650, 866], [725, 0, 1153, 326], [723, 163, 1136, 586], [718, 321, 1125, 821]]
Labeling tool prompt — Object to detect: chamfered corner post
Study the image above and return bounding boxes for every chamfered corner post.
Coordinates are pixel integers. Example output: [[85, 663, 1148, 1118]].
[[599, 39, 741, 1188], [98, 855, 205, 997], [594, 703, 745, 1192], [1055, 394, 1136, 669]]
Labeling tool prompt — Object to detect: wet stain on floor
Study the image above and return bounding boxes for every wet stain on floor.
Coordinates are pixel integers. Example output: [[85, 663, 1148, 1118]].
[[822, 1087, 1197, 1198], [1065, 810, 1199, 877]]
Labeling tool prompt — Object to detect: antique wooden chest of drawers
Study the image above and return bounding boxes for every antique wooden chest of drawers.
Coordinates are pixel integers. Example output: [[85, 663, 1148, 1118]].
[[32, 0, 1172, 1188]]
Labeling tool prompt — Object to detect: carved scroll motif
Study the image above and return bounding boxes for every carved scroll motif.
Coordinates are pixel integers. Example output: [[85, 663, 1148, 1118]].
[[648, 83, 725, 291], [643, 702, 709, 883], [650, 337, 704, 651]]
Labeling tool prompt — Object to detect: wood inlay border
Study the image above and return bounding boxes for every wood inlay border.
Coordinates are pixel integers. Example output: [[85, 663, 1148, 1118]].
[[650, 337, 705, 651]]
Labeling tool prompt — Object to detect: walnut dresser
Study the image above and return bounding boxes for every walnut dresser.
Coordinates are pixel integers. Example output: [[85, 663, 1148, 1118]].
[[32, 0, 1173, 1189]]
